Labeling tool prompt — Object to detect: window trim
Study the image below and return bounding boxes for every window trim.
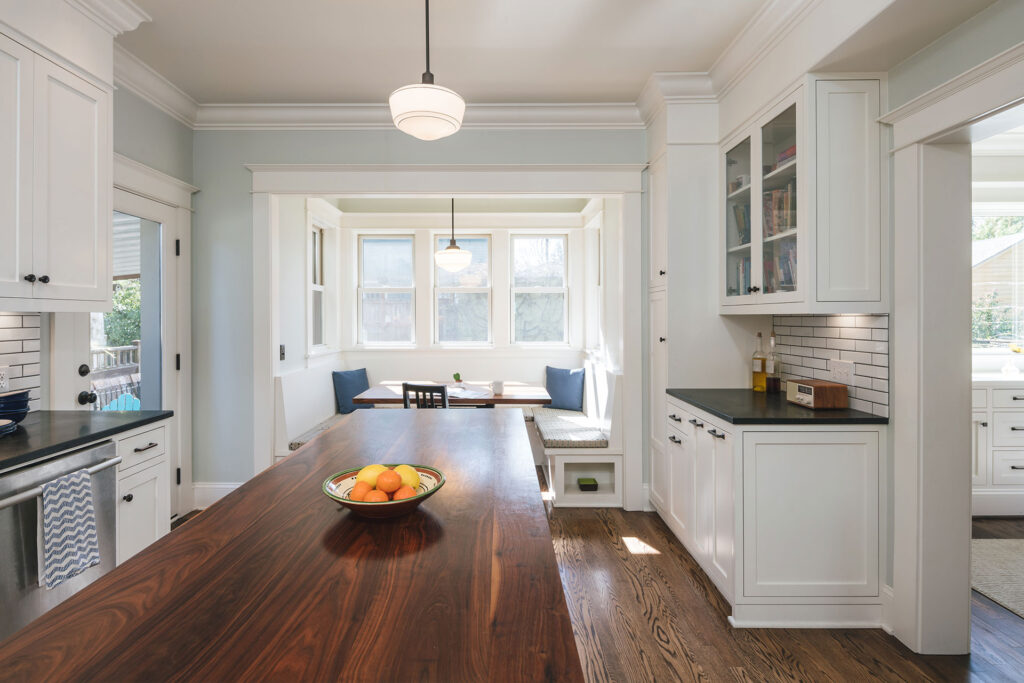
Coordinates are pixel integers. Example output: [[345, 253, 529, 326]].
[[433, 233, 493, 346], [306, 206, 340, 357], [357, 234, 417, 346], [510, 234, 570, 346]]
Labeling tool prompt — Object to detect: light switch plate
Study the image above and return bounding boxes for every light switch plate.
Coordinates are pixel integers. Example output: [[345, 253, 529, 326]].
[[0, 367, 8, 392], [830, 359, 854, 385]]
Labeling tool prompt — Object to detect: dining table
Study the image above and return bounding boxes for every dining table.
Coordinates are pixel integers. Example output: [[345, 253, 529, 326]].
[[0, 409, 583, 682], [352, 380, 552, 406]]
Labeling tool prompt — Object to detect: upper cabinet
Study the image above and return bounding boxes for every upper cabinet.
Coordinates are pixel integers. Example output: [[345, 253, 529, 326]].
[[720, 77, 885, 314], [0, 31, 111, 311]]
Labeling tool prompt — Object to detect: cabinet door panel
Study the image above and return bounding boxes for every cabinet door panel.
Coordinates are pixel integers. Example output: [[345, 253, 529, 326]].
[[815, 80, 881, 302], [648, 161, 667, 289], [650, 441, 668, 513], [742, 431, 879, 597], [710, 429, 735, 600], [0, 34, 33, 298], [693, 428, 714, 561], [33, 58, 109, 301], [117, 460, 170, 565], [972, 412, 988, 487], [649, 289, 667, 450], [668, 423, 695, 545]]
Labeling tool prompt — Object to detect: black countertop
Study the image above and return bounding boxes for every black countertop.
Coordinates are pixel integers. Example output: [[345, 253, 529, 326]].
[[0, 410, 174, 472], [666, 388, 888, 425]]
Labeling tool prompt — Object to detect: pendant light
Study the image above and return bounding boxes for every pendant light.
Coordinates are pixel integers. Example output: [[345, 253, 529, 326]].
[[435, 199, 472, 272], [389, 0, 465, 141]]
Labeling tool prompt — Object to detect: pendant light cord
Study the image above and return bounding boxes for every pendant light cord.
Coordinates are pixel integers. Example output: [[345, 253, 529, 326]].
[[422, 0, 434, 84], [450, 198, 456, 245]]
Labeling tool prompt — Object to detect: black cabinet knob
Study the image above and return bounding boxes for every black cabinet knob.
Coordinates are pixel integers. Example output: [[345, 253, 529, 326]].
[[38, 275, 49, 283], [77, 391, 97, 405], [659, 270, 666, 276], [23, 274, 35, 283], [78, 364, 91, 377], [746, 286, 761, 293], [659, 337, 666, 343], [122, 493, 134, 503]]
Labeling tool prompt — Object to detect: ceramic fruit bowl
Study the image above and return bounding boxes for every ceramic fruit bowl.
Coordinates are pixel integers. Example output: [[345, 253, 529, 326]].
[[322, 465, 445, 519]]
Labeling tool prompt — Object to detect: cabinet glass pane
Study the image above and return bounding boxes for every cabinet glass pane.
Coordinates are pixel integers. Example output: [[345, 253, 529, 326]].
[[725, 137, 751, 298], [761, 104, 797, 294]]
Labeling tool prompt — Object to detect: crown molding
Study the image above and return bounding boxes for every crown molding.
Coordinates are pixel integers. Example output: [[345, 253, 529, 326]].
[[113, 44, 199, 127], [708, 0, 821, 98], [636, 72, 716, 125], [113, 153, 198, 209], [338, 212, 585, 230], [65, 0, 150, 36]]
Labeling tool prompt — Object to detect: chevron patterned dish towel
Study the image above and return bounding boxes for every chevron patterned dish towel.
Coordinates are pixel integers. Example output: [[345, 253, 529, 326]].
[[39, 469, 100, 589]]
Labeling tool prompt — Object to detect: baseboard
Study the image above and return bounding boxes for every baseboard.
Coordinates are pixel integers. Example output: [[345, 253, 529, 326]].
[[729, 603, 883, 629], [193, 482, 243, 508], [642, 484, 654, 512], [972, 490, 1024, 516]]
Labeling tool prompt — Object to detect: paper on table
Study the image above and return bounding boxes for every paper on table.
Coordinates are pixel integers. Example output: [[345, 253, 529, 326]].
[[448, 386, 492, 399]]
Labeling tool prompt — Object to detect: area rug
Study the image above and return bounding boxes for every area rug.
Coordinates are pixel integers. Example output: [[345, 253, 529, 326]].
[[972, 539, 1024, 618]]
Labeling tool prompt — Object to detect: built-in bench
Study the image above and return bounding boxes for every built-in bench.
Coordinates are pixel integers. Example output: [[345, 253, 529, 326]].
[[537, 361, 623, 508], [274, 363, 350, 461]]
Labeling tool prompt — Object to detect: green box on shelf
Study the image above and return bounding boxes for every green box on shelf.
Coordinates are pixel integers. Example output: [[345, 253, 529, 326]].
[[577, 477, 598, 492]]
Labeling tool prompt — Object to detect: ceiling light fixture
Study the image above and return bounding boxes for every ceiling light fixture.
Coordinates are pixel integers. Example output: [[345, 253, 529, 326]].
[[389, 0, 465, 141], [435, 199, 472, 272]]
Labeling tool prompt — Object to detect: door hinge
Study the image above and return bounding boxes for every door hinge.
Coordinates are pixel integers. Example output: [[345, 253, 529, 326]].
[[176, 467, 181, 485], [175, 353, 181, 371], [175, 239, 180, 256]]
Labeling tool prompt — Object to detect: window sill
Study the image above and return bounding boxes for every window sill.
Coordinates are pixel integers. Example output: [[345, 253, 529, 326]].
[[307, 345, 341, 358]]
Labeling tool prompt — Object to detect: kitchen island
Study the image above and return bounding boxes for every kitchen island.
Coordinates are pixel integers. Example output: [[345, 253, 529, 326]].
[[0, 409, 583, 682]]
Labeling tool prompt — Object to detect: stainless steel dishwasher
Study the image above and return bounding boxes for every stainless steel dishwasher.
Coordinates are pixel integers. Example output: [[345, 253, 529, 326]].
[[0, 442, 120, 642]]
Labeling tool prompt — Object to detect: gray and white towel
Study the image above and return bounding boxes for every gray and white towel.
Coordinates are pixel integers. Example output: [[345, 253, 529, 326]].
[[39, 469, 100, 589]]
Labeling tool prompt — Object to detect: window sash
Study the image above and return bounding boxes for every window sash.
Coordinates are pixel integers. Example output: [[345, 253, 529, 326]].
[[511, 288, 569, 344], [358, 235, 415, 289], [434, 287, 492, 345], [511, 235, 567, 289], [358, 286, 416, 345]]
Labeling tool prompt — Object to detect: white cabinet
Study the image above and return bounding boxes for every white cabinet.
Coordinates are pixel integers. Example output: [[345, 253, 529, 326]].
[[972, 412, 988, 487], [0, 31, 111, 310], [649, 289, 668, 453], [648, 158, 668, 290], [657, 394, 886, 627], [720, 77, 885, 314], [650, 434, 669, 513], [116, 459, 169, 565], [971, 380, 1024, 515]]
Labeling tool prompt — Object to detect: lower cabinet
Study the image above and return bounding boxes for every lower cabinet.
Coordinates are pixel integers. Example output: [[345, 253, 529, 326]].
[[656, 395, 884, 628], [115, 423, 171, 565]]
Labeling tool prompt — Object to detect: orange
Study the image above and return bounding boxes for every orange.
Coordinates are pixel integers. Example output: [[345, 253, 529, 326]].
[[364, 490, 389, 503], [376, 470, 402, 494], [393, 485, 416, 501], [349, 481, 372, 501]]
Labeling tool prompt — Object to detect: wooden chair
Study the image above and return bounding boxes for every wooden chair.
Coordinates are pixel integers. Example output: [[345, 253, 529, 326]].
[[402, 383, 450, 409]]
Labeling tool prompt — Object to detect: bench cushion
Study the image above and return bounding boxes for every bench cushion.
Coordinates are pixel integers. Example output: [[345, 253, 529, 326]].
[[533, 408, 608, 449]]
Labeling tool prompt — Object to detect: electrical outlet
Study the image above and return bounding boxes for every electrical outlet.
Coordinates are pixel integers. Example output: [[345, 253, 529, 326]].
[[0, 367, 8, 392], [830, 359, 854, 385]]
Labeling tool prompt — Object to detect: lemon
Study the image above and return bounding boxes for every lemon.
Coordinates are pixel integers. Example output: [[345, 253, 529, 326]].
[[393, 464, 420, 490], [355, 464, 387, 487]]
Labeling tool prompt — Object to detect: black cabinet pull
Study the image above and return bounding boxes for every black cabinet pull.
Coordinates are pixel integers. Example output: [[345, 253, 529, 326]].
[[1013, 396, 1024, 401], [746, 286, 760, 293], [689, 418, 704, 427], [1011, 427, 1024, 432], [659, 270, 666, 276], [668, 414, 682, 422], [134, 442, 159, 453], [707, 428, 725, 439], [23, 274, 35, 283], [981, 422, 988, 427], [37, 275, 49, 283], [659, 337, 666, 343], [668, 435, 681, 444], [1012, 466, 1024, 471], [122, 493, 134, 502]]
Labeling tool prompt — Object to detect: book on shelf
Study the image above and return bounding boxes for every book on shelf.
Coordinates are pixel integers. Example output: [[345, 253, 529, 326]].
[[775, 144, 796, 168], [762, 180, 796, 237], [732, 203, 750, 244]]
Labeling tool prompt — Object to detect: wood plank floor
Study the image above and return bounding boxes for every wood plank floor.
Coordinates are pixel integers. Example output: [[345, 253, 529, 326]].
[[541, 469, 1024, 682]]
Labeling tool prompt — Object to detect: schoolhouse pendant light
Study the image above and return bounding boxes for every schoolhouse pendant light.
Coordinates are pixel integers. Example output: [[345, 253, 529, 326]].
[[435, 199, 472, 272], [389, 0, 465, 141]]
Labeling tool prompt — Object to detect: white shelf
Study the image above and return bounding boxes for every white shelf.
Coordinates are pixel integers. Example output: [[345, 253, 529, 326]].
[[763, 157, 797, 182], [763, 228, 797, 243], [727, 184, 751, 200], [728, 242, 752, 253]]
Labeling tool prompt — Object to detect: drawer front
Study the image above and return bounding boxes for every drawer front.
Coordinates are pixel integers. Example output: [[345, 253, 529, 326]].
[[118, 425, 167, 470], [992, 389, 1024, 409], [666, 404, 690, 430], [993, 451, 1024, 486], [972, 389, 987, 409]]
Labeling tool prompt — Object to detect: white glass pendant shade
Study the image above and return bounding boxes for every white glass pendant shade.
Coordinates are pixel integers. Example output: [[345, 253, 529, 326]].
[[389, 83, 465, 141], [435, 241, 472, 272]]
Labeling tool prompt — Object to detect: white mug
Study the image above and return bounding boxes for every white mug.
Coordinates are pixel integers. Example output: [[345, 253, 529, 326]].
[[491, 380, 504, 395]]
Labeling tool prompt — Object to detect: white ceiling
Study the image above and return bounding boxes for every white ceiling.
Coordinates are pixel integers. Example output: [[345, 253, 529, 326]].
[[334, 198, 590, 213], [115, 0, 768, 104]]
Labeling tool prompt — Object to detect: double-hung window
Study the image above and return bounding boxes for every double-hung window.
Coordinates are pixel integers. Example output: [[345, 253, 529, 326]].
[[435, 236, 491, 344], [310, 226, 325, 346], [359, 236, 415, 344], [511, 235, 568, 344]]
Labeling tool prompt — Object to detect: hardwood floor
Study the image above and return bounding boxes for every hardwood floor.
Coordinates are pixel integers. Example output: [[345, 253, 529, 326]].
[[539, 469, 1024, 681]]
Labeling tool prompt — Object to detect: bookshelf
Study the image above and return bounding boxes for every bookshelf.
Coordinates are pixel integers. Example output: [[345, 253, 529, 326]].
[[724, 137, 752, 299]]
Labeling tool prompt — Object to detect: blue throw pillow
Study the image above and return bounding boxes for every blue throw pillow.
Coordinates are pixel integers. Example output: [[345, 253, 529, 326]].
[[546, 366, 585, 412], [332, 369, 371, 414]]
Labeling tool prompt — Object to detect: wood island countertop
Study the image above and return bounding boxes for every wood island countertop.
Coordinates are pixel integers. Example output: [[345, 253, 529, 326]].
[[0, 409, 583, 682]]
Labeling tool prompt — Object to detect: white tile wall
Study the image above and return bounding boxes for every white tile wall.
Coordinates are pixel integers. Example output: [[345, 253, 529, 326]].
[[772, 314, 889, 418], [0, 313, 42, 410]]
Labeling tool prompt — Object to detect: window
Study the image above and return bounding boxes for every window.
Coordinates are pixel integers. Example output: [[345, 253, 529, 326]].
[[973, 215, 1024, 348], [359, 236, 415, 344], [435, 236, 490, 343], [512, 235, 567, 343], [310, 226, 325, 346]]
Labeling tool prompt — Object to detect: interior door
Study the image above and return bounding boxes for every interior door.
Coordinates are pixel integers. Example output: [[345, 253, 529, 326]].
[[0, 34, 33, 299]]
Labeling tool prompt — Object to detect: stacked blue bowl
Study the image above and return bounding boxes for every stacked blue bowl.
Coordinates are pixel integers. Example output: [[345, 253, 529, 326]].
[[0, 389, 30, 428]]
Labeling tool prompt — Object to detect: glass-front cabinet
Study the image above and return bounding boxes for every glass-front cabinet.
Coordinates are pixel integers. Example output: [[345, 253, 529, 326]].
[[721, 90, 804, 306]]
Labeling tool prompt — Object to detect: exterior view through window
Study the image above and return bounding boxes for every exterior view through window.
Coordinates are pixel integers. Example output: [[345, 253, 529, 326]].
[[435, 236, 490, 343], [512, 236, 567, 343], [973, 216, 1024, 348], [359, 237, 415, 343]]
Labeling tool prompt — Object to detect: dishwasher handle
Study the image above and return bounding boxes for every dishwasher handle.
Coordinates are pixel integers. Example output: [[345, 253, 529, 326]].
[[0, 457, 122, 511]]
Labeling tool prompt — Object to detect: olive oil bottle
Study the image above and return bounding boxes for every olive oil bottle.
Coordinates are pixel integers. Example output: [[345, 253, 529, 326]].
[[766, 331, 782, 393], [752, 332, 767, 392]]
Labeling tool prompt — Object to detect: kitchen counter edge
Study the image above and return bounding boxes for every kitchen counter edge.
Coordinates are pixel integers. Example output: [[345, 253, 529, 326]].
[[667, 388, 888, 425]]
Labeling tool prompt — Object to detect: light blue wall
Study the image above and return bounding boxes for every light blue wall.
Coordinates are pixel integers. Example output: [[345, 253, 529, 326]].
[[888, 0, 1024, 109], [112, 88, 194, 183], [191, 129, 645, 481]]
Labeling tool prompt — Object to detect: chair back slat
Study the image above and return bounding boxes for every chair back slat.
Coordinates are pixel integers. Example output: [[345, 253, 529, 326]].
[[401, 383, 450, 409]]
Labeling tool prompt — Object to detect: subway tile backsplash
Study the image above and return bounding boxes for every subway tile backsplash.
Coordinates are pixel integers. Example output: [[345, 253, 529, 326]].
[[772, 314, 889, 418], [0, 313, 42, 411]]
